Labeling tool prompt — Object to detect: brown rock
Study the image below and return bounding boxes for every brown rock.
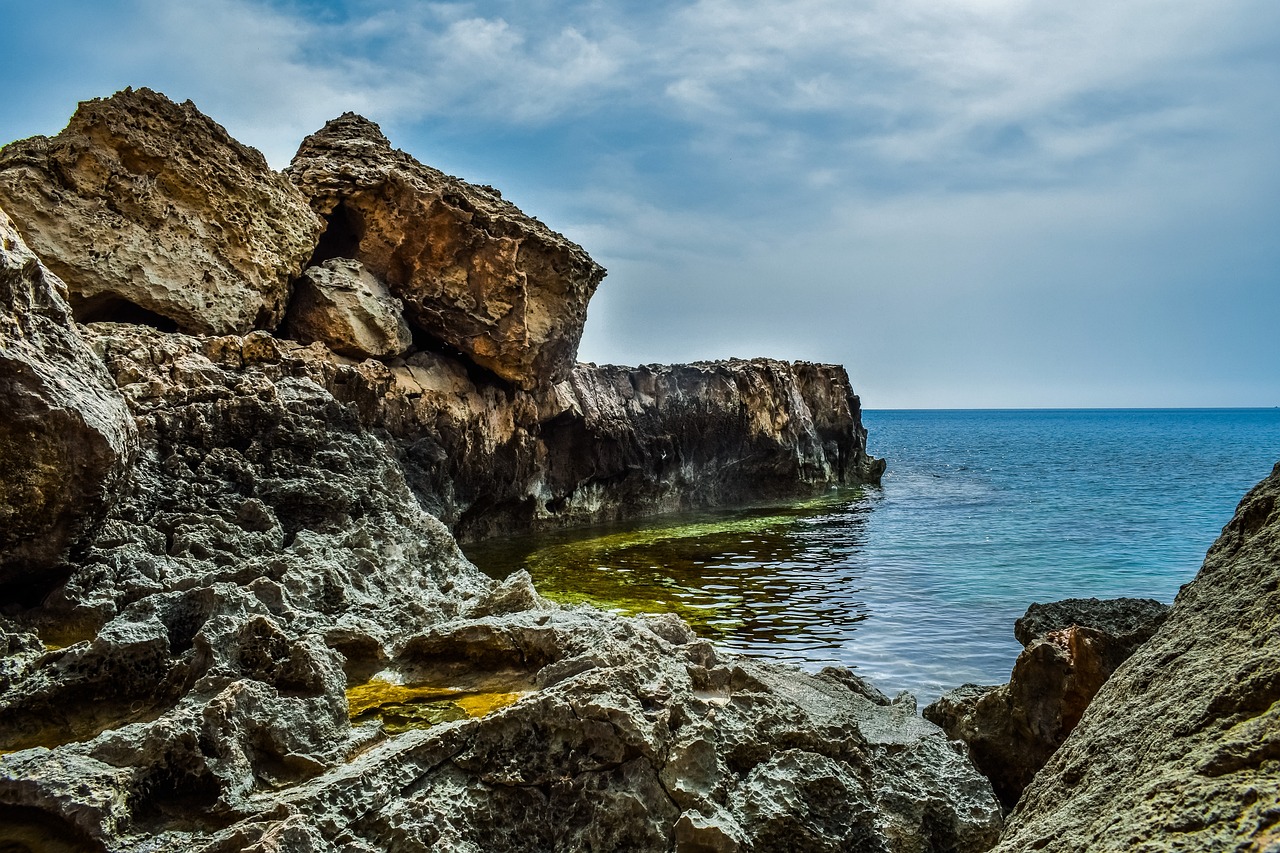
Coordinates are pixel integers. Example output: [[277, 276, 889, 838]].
[[283, 258, 411, 359], [923, 597, 1169, 810], [994, 466, 1280, 852], [0, 205, 136, 595], [0, 87, 323, 335], [286, 113, 605, 390]]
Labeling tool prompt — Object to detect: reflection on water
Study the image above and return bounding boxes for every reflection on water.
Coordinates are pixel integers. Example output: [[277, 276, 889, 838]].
[[465, 491, 875, 664]]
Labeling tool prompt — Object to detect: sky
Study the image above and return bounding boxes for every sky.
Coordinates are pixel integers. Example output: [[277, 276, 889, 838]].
[[2, 0, 1278, 408]]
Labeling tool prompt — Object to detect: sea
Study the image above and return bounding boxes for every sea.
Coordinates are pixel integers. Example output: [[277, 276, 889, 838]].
[[464, 409, 1280, 705]]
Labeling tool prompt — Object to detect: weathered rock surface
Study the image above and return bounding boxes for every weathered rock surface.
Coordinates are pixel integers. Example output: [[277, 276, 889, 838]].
[[286, 113, 605, 390], [0, 206, 136, 596], [284, 257, 411, 359], [0, 320, 996, 852], [923, 597, 1169, 809], [0, 87, 323, 335], [993, 467, 1280, 851]]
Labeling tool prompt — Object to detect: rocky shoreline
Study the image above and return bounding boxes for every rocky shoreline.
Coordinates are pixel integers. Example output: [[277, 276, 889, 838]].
[[2, 87, 1277, 852]]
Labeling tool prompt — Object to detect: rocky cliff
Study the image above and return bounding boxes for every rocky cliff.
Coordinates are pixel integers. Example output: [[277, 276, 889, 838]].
[[0, 91, 949, 851], [989, 466, 1280, 852]]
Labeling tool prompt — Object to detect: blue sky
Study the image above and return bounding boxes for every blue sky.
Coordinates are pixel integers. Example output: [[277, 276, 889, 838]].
[[3, 0, 1279, 407]]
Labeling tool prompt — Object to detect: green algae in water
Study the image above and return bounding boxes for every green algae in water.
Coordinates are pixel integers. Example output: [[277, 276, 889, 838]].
[[464, 491, 874, 656], [347, 676, 528, 734]]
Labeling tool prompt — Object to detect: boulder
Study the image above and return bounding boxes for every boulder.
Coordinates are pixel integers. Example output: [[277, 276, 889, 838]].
[[994, 465, 1280, 851], [0, 87, 323, 335], [283, 257, 411, 359], [286, 113, 605, 390], [923, 597, 1169, 809], [0, 205, 135, 595]]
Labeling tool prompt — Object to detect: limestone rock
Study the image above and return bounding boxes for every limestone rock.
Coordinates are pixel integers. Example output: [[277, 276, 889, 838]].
[[0, 87, 323, 335], [923, 597, 1169, 809], [286, 113, 605, 390], [0, 205, 136, 595], [284, 258, 411, 359], [0, 319, 989, 852], [994, 465, 1280, 851]]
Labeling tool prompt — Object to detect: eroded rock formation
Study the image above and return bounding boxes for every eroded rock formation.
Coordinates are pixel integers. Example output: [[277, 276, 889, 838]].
[[0, 206, 136, 597], [286, 113, 605, 390], [0, 323, 996, 852], [923, 598, 1168, 810], [992, 469, 1280, 852], [283, 257, 412, 359], [0, 87, 323, 335]]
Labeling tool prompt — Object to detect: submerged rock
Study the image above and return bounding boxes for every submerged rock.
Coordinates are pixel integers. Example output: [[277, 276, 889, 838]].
[[0, 206, 136, 597], [286, 113, 605, 390], [0, 87, 323, 335], [923, 597, 1168, 810], [993, 467, 1280, 851], [283, 257, 412, 359]]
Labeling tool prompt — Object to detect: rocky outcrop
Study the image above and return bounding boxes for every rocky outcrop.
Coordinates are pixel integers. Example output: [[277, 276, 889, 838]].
[[0, 319, 996, 852], [283, 258, 411, 359], [286, 113, 605, 390], [0, 206, 136, 597], [993, 468, 1280, 851], [0, 87, 323, 335], [923, 598, 1168, 809]]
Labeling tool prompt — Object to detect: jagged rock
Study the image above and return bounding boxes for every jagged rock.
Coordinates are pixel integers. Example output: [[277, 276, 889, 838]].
[[0, 87, 323, 335], [993, 466, 1280, 852], [286, 113, 605, 390], [283, 258, 411, 359], [0, 205, 136, 595], [0, 318, 991, 852], [395, 356, 886, 541], [923, 597, 1169, 809]]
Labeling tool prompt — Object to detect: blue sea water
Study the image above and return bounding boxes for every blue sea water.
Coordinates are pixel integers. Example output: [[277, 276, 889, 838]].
[[466, 409, 1280, 705]]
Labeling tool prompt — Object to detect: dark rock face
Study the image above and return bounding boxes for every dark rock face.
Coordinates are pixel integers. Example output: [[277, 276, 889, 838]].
[[994, 467, 1280, 851], [0, 206, 136, 596], [0, 322, 997, 852], [393, 356, 886, 541], [286, 113, 606, 390], [923, 597, 1169, 810], [0, 88, 323, 335]]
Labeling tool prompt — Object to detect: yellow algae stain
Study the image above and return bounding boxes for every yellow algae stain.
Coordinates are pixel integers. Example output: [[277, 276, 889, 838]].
[[346, 676, 529, 734]]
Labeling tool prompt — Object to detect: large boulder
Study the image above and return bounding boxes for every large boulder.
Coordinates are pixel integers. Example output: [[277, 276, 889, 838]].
[[0, 87, 323, 335], [286, 113, 606, 390], [923, 597, 1168, 809], [994, 466, 1280, 851], [283, 257, 412, 359], [0, 205, 135, 595]]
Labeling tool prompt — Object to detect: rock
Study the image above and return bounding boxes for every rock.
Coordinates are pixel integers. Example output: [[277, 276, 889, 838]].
[[286, 113, 605, 390], [0, 87, 323, 335], [923, 597, 1169, 810], [0, 205, 136, 596], [283, 258, 411, 359], [993, 465, 1280, 851], [0, 319, 990, 852]]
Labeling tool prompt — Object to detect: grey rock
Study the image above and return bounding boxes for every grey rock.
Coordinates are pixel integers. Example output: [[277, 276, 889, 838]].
[[924, 597, 1170, 810], [0, 205, 137, 594], [284, 258, 411, 360], [0, 88, 323, 335], [994, 463, 1280, 851]]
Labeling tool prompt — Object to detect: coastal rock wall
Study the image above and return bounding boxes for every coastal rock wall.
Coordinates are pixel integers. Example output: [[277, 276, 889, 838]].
[[993, 466, 1280, 851]]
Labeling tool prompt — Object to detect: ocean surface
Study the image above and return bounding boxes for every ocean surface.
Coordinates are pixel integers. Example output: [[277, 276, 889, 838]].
[[464, 409, 1280, 705]]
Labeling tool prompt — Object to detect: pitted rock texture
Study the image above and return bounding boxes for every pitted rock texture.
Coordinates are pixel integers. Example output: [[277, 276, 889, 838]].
[[0, 87, 323, 335], [0, 322, 997, 852], [993, 467, 1280, 851], [923, 597, 1169, 810], [286, 113, 605, 390], [0, 206, 136, 594], [284, 257, 411, 359]]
